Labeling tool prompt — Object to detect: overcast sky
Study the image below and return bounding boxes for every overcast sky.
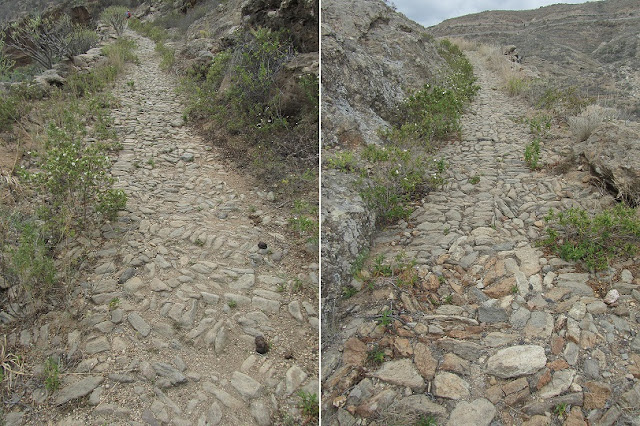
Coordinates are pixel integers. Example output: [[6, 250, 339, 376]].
[[392, 0, 598, 27]]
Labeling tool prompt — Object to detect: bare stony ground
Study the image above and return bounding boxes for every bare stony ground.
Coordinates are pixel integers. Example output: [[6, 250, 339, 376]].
[[322, 52, 640, 426], [1, 32, 318, 425]]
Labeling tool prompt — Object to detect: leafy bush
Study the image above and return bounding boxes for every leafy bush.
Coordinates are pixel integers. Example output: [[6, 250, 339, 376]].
[[0, 37, 15, 77], [101, 6, 128, 36], [542, 205, 640, 271], [225, 27, 294, 125], [359, 145, 447, 224], [0, 95, 18, 132], [66, 27, 100, 57], [2, 14, 76, 69], [2, 219, 56, 297]]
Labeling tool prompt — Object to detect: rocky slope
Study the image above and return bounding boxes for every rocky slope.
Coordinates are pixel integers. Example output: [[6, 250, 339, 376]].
[[429, 0, 640, 120], [321, 0, 457, 343]]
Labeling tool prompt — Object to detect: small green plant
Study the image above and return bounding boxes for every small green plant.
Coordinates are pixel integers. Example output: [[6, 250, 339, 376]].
[[108, 297, 120, 310], [524, 137, 541, 170], [292, 278, 304, 292], [378, 308, 392, 327], [341, 286, 358, 299], [195, 238, 205, 247], [44, 357, 60, 392], [525, 114, 552, 138], [553, 402, 568, 418], [438, 275, 446, 285], [469, 175, 480, 184], [288, 200, 319, 245], [511, 285, 519, 294], [541, 205, 640, 271], [126, 80, 135, 88], [372, 254, 393, 277], [443, 295, 453, 304], [351, 249, 369, 278], [416, 415, 438, 426], [227, 300, 237, 308], [297, 391, 319, 420], [443, 227, 450, 235], [366, 345, 385, 365], [326, 151, 356, 172], [146, 158, 155, 167]]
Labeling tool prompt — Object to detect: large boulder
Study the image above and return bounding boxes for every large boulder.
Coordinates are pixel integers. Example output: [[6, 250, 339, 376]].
[[574, 120, 640, 204]]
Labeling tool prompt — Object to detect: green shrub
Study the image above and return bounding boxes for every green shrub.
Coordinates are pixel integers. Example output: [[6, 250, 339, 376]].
[[359, 146, 447, 225], [2, 14, 75, 69], [26, 115, 126, 232], [101, 6, 128, 36], [542, 205, 640, 271], [0, 95, 18, 132], [0, 37, 15, 77], [326, 151, 356, 172], [66, 27, 99, 57], [4, 219, 56, 296], [297, 391, 319, 420]]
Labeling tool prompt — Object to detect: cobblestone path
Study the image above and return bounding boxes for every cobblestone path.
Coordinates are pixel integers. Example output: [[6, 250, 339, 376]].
[[5, 32, 318, 425]]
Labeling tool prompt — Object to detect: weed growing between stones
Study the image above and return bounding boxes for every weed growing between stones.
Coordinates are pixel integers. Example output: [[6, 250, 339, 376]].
[[524, 137, 541, 170], [416, 415, 438, 426], [541, 205, 640, 271], [43, 357, 60, 392], [297, 391, 319, 421], [366, 345, 386, 365]]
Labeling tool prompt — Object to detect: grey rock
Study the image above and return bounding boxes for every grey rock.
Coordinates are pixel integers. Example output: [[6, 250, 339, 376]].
[[433, 372, 470, 400], [371, 358, 425, 391], [478, 304, 509, 323], [285, 365, 308, 395], [250, 400, 272, 426], [206, 400, 223, 425], [392, 394, 447, 417], [128, 312, 151, 337], [486, 345, 547, 378], [55, 376, 104, 405], [231, 371, 262, 399], [152, 362, 187, 387], [85, 336, 110, 354], [446, 398, 496, 426], [538, 369, 576, 398]]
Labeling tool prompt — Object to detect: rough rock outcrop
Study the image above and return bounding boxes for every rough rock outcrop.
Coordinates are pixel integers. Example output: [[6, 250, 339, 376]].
[[574, 120, 640, 204]]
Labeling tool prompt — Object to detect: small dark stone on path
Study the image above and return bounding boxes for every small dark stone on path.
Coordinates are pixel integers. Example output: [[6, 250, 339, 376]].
[[255, 335, 269, 354], [258, 242, 267, 249]]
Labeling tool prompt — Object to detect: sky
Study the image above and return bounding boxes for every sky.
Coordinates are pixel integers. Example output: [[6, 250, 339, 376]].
[[392, 0, 598, 27]]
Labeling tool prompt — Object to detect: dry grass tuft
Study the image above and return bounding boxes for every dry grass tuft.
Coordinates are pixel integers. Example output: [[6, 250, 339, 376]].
[[568, 104, 618, 141]]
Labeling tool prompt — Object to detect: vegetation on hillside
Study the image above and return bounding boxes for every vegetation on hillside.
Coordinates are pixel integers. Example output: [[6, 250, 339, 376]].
[[327, 38, 478, 226], [1, 13, 136, 307]]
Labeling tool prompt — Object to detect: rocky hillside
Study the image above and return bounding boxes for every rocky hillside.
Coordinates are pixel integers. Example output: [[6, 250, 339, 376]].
[[321, 0, 463, 342], [430, 0, 640, 119]]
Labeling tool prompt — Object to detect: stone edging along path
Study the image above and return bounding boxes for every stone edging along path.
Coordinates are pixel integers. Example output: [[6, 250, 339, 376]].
[[322, 51, 640, 425], [5, 31, 319, 424]]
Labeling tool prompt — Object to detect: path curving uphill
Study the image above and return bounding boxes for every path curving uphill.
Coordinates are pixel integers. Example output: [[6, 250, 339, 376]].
[[322, 51, 640, 425], [7, 32, 318, 425]]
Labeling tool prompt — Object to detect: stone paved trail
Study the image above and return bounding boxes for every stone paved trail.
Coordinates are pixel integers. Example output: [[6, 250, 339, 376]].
[[5, 33, 318, 425], [322, 52, 640, 425]]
